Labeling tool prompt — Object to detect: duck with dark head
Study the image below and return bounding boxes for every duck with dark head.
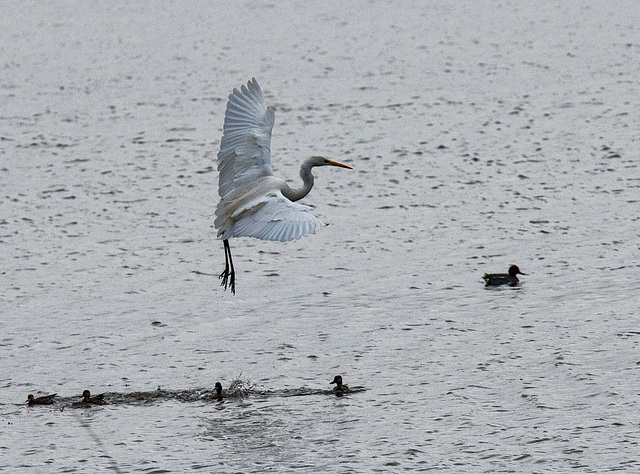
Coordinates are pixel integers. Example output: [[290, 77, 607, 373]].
[[81, 390, 106, 405], [483, 265, 526, 287], [26, 393, 56, 406], [214, 381, 224, 401], [330, 375, 349, 395]]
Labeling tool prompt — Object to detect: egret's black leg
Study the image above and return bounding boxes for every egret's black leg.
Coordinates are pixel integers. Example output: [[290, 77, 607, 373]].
[[219, 239, 236, 294], [226, 240, 236, 294], [219, 239, 230, 290]]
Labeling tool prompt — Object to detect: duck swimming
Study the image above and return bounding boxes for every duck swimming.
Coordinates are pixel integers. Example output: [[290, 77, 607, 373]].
[[483, 265, 526, 287], [214, 381, 224, 401], [330, 375, 349, 394], [81, 390, 106, 405], [26, 393, 56, 406]]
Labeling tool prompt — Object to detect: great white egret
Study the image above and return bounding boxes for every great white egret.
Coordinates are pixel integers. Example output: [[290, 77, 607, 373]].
[[214, 78, 352, 294]]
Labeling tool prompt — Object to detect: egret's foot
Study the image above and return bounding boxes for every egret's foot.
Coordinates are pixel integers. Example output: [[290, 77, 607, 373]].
[[220, 239, 236, 295], [219, 269, 228, 288], [219, 269, 236, 294]]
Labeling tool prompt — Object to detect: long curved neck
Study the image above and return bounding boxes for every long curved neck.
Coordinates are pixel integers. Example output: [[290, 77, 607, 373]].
[[281, 159, 315, 202]]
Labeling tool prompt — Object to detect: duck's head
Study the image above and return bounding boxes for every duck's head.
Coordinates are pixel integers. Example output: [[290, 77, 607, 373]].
[[214, 382, 223, 395], [82, 390, 91, 401], [330, 375, 343, 386], [27, 394, 34, 403], [509, 265, 525, 276]]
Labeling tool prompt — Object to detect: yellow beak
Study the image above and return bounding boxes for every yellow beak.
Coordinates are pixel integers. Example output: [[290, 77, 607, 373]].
[[326, 159, 353, 169]]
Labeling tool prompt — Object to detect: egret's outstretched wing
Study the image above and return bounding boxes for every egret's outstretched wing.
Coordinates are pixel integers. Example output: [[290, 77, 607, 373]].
[[219, 191, 323, 242], [217, 78, 275, 199]]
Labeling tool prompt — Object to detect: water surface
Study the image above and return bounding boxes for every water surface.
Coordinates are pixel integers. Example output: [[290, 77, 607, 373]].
[[2, 1, 640, 472]]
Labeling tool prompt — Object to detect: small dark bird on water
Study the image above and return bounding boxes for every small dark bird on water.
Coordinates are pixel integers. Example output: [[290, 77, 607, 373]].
[[81, 390, 106, 405], [330, 375, 350, 394], [214, 382, 224, 401], [26, 393, 56, 406], [483, 265, 526, 287]]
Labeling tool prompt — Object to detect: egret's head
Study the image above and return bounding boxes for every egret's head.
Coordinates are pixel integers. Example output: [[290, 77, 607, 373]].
[[310, 156, 352, 169]]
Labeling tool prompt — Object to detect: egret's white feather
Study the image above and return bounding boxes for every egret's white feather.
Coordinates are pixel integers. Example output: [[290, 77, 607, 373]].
[[220, 191, 322, 242], [216, 78, 275, 199]]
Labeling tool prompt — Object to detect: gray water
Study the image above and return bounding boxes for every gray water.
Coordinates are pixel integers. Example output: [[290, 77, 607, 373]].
[[2, 1, 640, 472]]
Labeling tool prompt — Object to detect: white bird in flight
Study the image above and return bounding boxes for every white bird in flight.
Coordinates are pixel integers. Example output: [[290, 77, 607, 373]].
[[214, 78, 353, 294]]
